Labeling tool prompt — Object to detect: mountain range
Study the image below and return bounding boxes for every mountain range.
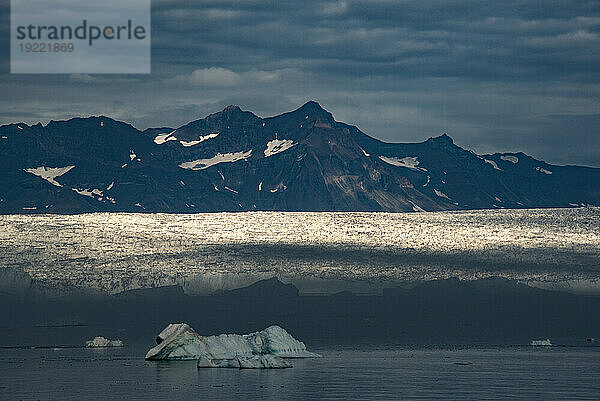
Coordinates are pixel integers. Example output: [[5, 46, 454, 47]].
[[1, 101, 598, 213]]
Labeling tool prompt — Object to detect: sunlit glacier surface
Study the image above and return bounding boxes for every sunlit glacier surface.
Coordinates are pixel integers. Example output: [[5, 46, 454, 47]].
[[1, 208, 599, 295]]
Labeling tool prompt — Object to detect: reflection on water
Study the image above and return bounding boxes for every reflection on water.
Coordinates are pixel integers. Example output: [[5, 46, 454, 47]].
[[1, 345, 599, 400], [0, 208, 599, 294]]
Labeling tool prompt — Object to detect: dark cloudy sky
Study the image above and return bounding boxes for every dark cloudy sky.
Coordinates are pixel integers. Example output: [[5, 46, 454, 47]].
[[1, 0, 599, 166]]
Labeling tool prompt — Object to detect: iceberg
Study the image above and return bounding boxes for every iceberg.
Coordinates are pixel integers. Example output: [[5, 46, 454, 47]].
[[530, 339, 552, 346], [145, 324, 320, 369], [86, 336, 123, 347]]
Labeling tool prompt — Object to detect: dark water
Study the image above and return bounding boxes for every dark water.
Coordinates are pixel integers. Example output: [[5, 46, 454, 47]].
[[1, 345, 599, 400]]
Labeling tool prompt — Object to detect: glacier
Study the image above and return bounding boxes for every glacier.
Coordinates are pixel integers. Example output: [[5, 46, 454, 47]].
[[145, 323, 320, 369]]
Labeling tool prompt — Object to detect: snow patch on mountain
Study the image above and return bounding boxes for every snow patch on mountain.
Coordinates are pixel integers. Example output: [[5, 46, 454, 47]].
[[501, 155, 519, 164], [72, 188, 107, 202], [264, 139, 296, 157], [434, 189, 450, 200], [179, 150, 253, 170], [536, 166, 553, 175], [485, 159, 502, 171], [23, 166, 75, 187], [154, 130, 177, 145], [379, 156, 427, 172], [180, 133, 219, 147]]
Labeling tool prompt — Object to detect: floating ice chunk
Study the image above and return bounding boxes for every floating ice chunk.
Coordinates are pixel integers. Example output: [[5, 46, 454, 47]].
[[434, 189, 450, 200], [500, 155, 519, 164], [86, 336, 123, 348], [530, 339, 552, 346], [22, 207, 37, 210], [423, 175, 430, 187], [18, 126, 23, 130], [379, 156, 427, 171], [24, 166, 75, 187], [145, 323, 320, 362], [360, 147, 370, 157], [264, 139, 296, 157], [179, 150, 252, 170], [224, 186, 238, 194], [1, 136, 7, 139], [258, 182, 263, 191], [121, 163, 127, 168], [535, 166, 552, 175], [154, 130, 177, 145], [129, 150, 137, 161], [485, 159, 502, 171], [107, 182, 114, 191]]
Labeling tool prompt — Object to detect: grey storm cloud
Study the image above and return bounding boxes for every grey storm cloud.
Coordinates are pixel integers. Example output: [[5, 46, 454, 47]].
[[0, 0, 599, 166]]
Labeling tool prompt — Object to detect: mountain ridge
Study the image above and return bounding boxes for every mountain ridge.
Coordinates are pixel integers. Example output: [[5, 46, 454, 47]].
[[1, 101, 598, 213]]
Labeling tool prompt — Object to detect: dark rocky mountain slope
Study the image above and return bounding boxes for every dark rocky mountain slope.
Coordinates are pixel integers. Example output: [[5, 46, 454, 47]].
[[1, 101, 598, 213]]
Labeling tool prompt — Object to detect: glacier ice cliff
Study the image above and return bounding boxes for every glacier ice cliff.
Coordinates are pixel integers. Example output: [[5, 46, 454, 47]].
[[145, 323, 320, 368]]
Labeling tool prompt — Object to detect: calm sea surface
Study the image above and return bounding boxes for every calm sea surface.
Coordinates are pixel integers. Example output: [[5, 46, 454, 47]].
[[1, 345, 599, 400]]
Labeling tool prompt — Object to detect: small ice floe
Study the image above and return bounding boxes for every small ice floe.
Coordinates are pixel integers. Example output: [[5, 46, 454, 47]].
[[378, 156, 427, 171], [1, 136, 7, 139], [100, 121, 104, 127], [500, 155, 519, 164], [121, 163, 127, 168], [145, 324, 320, 369], [18, 125, 23, 130], [224, 186, 238, 194], [423, 175, 430, 187], [22, 207, 37, 210], [107, 181, 114, 190], [264, 139, 296, 157], [258, 181, 263, 191], [129, 150, 137, 161], [530, 339, 552, 346], [86, 336, 123, 348], [360, 147, 370, 157], [23, 166, 75, 187], [179, 150, 252, 170], [535, 166, 552, 175], [154, 130, 178, 145]]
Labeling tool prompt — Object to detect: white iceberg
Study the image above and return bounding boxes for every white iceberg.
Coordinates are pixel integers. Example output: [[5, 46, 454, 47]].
[[530, 339, 552, 346], [145, 324, 320, 369], [86, 336, 123, 348], [198, 354, 291, 369]]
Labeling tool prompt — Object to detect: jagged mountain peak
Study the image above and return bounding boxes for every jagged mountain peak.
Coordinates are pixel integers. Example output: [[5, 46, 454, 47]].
[[1, 101, 599, 214], [426, 133, 455, 145]]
